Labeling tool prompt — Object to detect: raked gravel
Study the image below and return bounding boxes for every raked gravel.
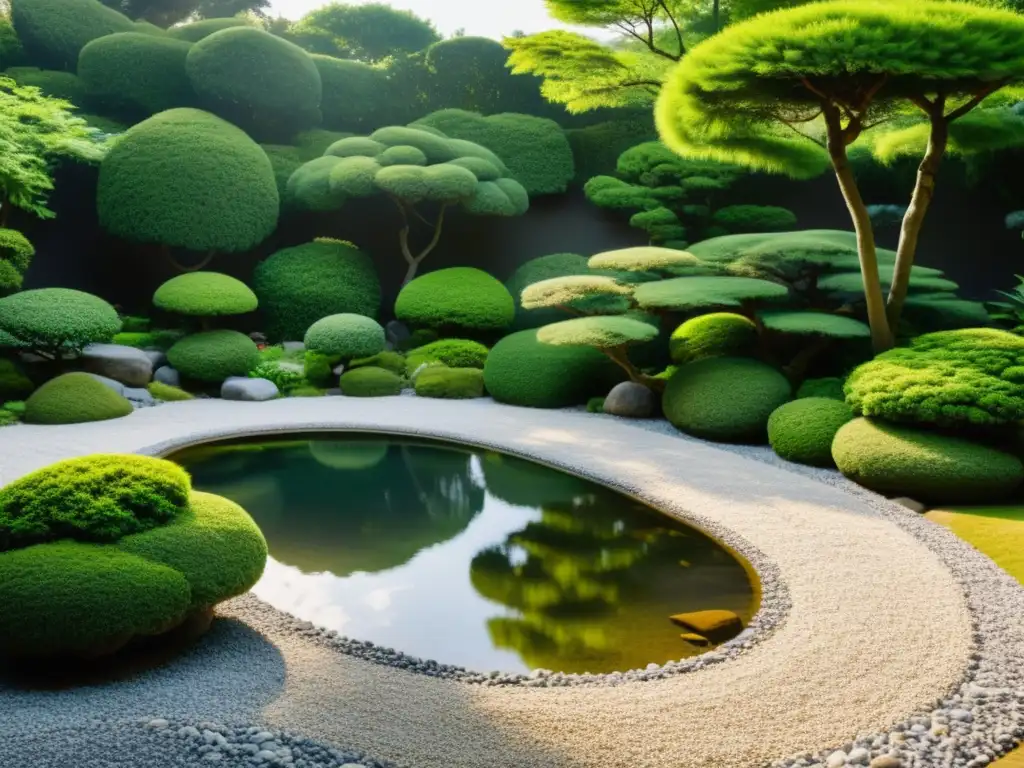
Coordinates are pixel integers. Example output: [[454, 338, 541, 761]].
[[0, 396, 1018, 768]]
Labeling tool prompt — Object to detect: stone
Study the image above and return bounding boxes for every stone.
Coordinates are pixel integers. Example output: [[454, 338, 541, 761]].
[[249, 332, 267, 344], [385, 320, 410, 347], [848, 747, 870, 764], [147, 718, 170, 729], [602, 381, 657, 418], [282, 341, 305, 353], [221, 377, 279, 402], [825, 751, 847, 768], [679, 633, 711, 647], [123, 386, 156, 408], [869, 757, 902, 768], [82, 343, 154, 387], [668, 610, 742, 643], [255, 750, 278, 761], [332, 363, 345, 376], [154, 366, 181, 387], [890, 497, 928, 514], [143, 349, 168, 368], [83, 372, 126, 396]]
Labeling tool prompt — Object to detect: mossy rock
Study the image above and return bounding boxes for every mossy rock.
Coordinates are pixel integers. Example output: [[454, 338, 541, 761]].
[[338, 366, 403, 397], [24, 372, 133, 425], [767, 397, 853, 468], [414, 367, 484, 399]]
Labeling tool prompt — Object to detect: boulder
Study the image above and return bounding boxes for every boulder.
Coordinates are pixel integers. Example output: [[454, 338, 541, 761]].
[[668, 610, 742, 643], [603, 381, 657, 418], [82, 372, 126, 396], [82, 343, 154, 387], [153, 366, 181, 387], [385, 320, 410, 347], [221, 377, 279, 402], [123, 386, 157, 408]]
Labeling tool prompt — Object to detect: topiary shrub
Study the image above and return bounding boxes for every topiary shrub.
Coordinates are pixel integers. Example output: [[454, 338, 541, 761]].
[[404, 338, 488, 374], [414, 366, 485, 399], [832, 418, 1024, 503], [10, 0, 134, 71], [3, 66, 86, 102], [153, 272, 258, 317], [23, 372, 133, 424], [0, 228, 34, 298], [710, 205, 798, 234], [248, 360, 303, 392], [166, 330, 258, 383], [261, 143, 305, 204], [185, 27, 321, 140], [311, 54, 389, 133], [304, 313, 385, 360], [0, 358, 33, 400], [767, 397, 853, 467], [338, 366, 403, 397], [167, 17, 256, 42], [587, 396, 605, 413], [395, 267, 514, 332], [97, 108, 279, 254], [669, 312, 759, 364], [147, 381, 193, 401], [796, 376, 846, 401], [483, 328, 624, 409], [252, 239, 380, 342], [78, 32, 194, 120], [0, 454, 190, 551], [0, 287, 120, 358], [0, 409, 18, 427], [663, 357, 792, 443]]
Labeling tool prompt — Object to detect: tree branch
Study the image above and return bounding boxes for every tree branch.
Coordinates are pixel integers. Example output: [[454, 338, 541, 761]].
[[656, 0, 685, 59], [944, 80, 1008, 122]]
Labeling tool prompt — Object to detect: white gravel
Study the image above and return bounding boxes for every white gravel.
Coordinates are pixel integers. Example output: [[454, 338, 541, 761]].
[[0, 396, 1012, 768]]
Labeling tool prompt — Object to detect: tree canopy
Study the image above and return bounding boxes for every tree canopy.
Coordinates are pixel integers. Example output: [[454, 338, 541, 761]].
[[289, 2, 440, 62]]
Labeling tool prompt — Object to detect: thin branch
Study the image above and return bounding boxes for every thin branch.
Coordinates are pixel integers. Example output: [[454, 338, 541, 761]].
[[777, 117, 827, 149], [656, 0, 685, 59], [945, 80, 1008, 122], [800, 76, 829, 101]]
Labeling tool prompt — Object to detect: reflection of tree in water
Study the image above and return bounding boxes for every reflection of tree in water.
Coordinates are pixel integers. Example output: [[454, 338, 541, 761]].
[[470, 493, 754, 674], [174, 436, 484, 576]]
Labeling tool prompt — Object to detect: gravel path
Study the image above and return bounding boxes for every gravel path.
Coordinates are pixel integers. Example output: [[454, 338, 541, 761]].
[[0, 397, 993, 768]]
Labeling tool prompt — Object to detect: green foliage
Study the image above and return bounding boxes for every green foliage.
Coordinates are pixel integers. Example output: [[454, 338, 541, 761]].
[[252, 239, 380, 342], [23, 372, 133, 424], [520, 275, 632, 312], [817, 269, 958, 295], [663, 357, 791, 443], [565, 116, 658, 181], [711, 205, 797, 234], [589, 246, 700, 273], [796, 376, 846, 401], [395, 267, 514, 332], [11, 0, 135, 71], [0, 17, 25, 69], [844, 328, 1024, 429], [537, 315, 657, 349], [338, 365, 403, 397], [303, 350, 337, 387], [78, 32, 194, 120], [414, 366, 484, 399], [767, 397, 853, 468], [153, 271, 257, 317], [97, 108, 279, 252], [4, 66, 86, 102], [147, 380, 193, 401], [260, 143, 304, 203], [832, 418, 1024, 504], [289, 385, 326, 397], [311, 54, 388, 133], [166, 329, 258, 383], [112, 329, 182, 350], [304, 313, 384, 360], [0, 228, 34, 297], [669, 312, 758, 364], [291, 2, 439, 63], [0, 358, 33, 400], [77, 112, 127, 134], [760, 310, 870, 339], [349, 350, 406, 375], [405, 339, 488, 374], [168, 17, 256, 42], [483, 328, 624, 409], [587, 396, 605, 413], [634, 276, 788, 312], [0, 408, 18, 426], [248, 360, 303, 391], [185, 27, 321, 139], [0, 287, 120, 357], [0, 454, 190, 550]]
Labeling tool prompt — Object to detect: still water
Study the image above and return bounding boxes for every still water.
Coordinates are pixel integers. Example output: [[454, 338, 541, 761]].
[[170, 434, 756, 675]]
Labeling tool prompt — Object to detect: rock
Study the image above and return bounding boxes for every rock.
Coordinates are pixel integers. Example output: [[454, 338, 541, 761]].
[[869, 757, 902, 768], [847, 747, 870, 764], [385, 320, 410, 347], [679, 633, 711, 647], [147, 718, 170, 729], [332, 363, 345, 376], [825, 751, 847, 768], [123, 386, 156, 408], [143, 349, 168, 368], [82, 343, 154, 387], [890, 496, 928, 514], [255, 750, 278, 761], [249, 332, 267, 344], [668, 610, 742, 643], [603, 381, 657, 418], [221, 377, 279, 402], [154, 366, 181, 387], [282, 341, 305, 353], [83, 372, 126, 396]]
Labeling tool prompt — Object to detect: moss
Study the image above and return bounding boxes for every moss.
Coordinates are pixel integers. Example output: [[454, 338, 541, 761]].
[[0, 454, 190, 551], [312, 55, 389, 132], [338, 366, 403, 397], [166, 330, 258, 383], [669, 312, 759, 364], [10, 0, 134, 71], [147, 381, 193, 401], [112, 329, 183, 350], [635, 276, 790, 312], [349, 350, 406, 376], [0, 287, 120, 356], [261, 143, 305, 203], [3, 66, 86, 102], [153, 271, 258, 317], [24, 372, 133, 425], [303, 350, 336, 387], [0, 409, 19, 426], [288, 385, 327, 397], [404, 339, 488, 374], [767, 397, 853, 467], [537, 315, 657, 349], [97, 108, 279, 253], [565, 116, 658, 182], [483, 328, 624, 409], [252, 239, 380, 342], [414, 366, 484, 399], [304, 313, 384, 360], [248, 360, 303, 392], [78, 112, 128, 134], [587, 396, 605, 413], [925, 506, 1024, 584], [0, 358, 33, 401], [832, 418, 1024, 504], [796, 376, 846, 401], [663, 357, 792, 443], [395, 267, 514, 332], [167, 17, 256, 43]]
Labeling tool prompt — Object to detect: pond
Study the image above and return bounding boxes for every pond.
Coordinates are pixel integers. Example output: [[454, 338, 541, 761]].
[[169, 434, 757, 675]]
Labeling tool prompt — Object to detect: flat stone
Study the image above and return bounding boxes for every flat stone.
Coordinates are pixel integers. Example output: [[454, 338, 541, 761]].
[[869, 757, 902, 768], [221, 377, 279, 402], [890, 497, 928, 514], [82, 343, 154, 387], [385, 320, 410, 347], [668, 610, 743, 643], [82, 372, 125, 396], [147, 718, 170, 729], [602, 381, 657, 418], [282, 341, 305, 353], [154, 365, 181, 387], [143, 349, 168, 368], [679, 633, 711, 647]]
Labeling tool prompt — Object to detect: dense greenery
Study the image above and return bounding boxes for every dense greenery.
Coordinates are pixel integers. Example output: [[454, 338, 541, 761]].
[[395, 267, 514, 332], [767, 397, 853, 468], [311, 54, 388, 133], [287, 2, 439, 62], [11, 0, 135, 71], [304, 313, 384, 359], [153, 272, 258, 317], [0, 358, 32, 400], [669, 313, 758, 364], [405, 339, 488, 373], [168, 18, 256, 42], [23, 372, 133, 424], [338, 365, 403, 396], [166, 329, 258, 382], [0, 287, 120, 358], [414, 366, 485, 399], [0, 229, 34, 297]]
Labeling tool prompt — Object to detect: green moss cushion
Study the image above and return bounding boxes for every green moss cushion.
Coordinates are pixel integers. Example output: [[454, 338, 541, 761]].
[[153, 272, 258, 317], [483, 329, 624, 409], [796, 376, 846, 401], [252, 239, 380, 342], [4, 66, 87, 102], [304, 313, 385, 359], [167, 330, 259, 383], [24, 372, 133, 425], [147, 381, 193, 401], [349, 350, 406, 376], [767, 397, 853, 467], [669, 312, 758, 364], [395, 267, 514, 332], [405, 339, 488, 375], [663, 357, 792, 443], [415, 367, 485, 399], [11, 0, 135, 71], [338, 366, 403, 397], [0, 454, 190, 551], [832, 418, 1024, 504]]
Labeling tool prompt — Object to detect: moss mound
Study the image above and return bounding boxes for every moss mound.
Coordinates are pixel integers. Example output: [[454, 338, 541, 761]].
[[0, 287, 121, 354], [168, 17, 256, 42], [311, 55, 389, 132], [4, 66, 86, 101], [405, 339, 488, 374], [167, 330, 258, 383], [832, 418, 1024, 504], [349, 350, 406, 376], [669, 312, 759, 364], [415, 366, 485, 399], [796, 376, 846, 401], [153, 272, 258, 317], [395, 267, 514, 332], [663, 357, 792, 443], [338, 366, 403, 397], [767, 397, 853, 468], [11, 0, 135, 71], [252, 239, 380, 342], [24, 372, 133, 425], [483, 328, 624, 409], [304, 313, 384, 359], [147, 381, 193, 401]]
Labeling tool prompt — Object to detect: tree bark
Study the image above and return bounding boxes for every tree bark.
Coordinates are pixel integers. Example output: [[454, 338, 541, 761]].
[[602, 345, 664, 391], [397, 203, 448, 285]]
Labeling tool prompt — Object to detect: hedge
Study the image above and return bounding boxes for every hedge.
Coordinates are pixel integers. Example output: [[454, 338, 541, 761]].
[[0, 288, 120, 355], [304, 313, 385, 360], [23, 372, 133, 425], [153, 272, 258, 317], [311, 54, 389, 132], [166, 330, 258, 383], [10, 0, 135, 71], [395, 267, 514, 332], [3, 66, 86, 102], [404, 339, 488, 374], [767, 397, 853, 468], [338, 366, 403, 397], [167, 17, 256, 43], [414, 366, 485, 399], [669, 313, 759, 364], [564, 115, 658, 183]]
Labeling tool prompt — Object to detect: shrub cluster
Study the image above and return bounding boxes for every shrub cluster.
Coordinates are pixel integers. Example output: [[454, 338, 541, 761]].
[[23, 372, 133, 425], [153, 272, 258, 317], [0, 288, 120, 356], [395, 267, 514, 332], [405, 339, 488, 374]]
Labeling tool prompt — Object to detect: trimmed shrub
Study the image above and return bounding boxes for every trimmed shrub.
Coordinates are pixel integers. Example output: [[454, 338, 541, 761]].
[[663, 357, 792, 443], [312, 55, 389, 132], [669, 312, 759, 364], [0, 287, 120, 356], [78, 32, 194, 120], [832, 418, 1024, 504], [0, 229, 35, 297], [252, 239, 380, 342], [304, 313, 385, 360], [0, 454, 190, 551], [338, 366, 403, 397], [711, 205, 798, 234], [565, 116, 658, 182], [415, 366, 485, 399], [0, 358, 33, 401], [303, 350, 336, 387], [10, 0, 134, 71], [185, 27, 321, 140], [3, 66, 86, 102], [796, 377, 846, 401], [97, 108, 279, 253], [147, 381, 193, 401], [395, 267, 514, 332], [483, 328, 624, 408], [166, 330, 258, 383], [405, 339, 488, 374], [153, 272, 258, 317], [167, 17, 256, 42], [767, 397, 853, 467], [349, 350, 406, 376], [249, 360, 303, 392], [261, 143, 305, 203], [23, 372, 133, 425]]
